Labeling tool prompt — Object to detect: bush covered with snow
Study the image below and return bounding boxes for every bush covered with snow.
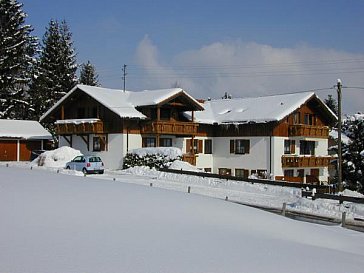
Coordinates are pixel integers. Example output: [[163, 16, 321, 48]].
[[34, 146, 82, 168], [123, 147, 182, 169]]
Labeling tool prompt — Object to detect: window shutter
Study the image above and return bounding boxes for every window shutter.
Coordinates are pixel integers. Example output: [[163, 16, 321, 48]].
[[186, 139, 192, 153], [198, 140, 203, 153], [230, 140, 235, 153], [244, 140, 250, 154], [290, 140, 295, 154]]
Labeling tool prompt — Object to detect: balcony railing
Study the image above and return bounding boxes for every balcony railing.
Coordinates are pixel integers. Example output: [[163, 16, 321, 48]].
[[282, 155, 332, 168], [55, 119, 105, 135], [288, 124, 329, 138], [141, 121, 199, 135], [182, 154, 196, 166]]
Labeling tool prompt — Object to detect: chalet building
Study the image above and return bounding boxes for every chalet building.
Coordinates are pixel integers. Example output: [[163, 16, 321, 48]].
[[40, 85, 204, 170], [0, 119, 52, 161], [40, 84, 337, 184], [190, 92, 337, 184]]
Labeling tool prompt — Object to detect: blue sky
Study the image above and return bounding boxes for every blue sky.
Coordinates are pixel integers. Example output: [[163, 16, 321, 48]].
[[22, 0, 364, 113]]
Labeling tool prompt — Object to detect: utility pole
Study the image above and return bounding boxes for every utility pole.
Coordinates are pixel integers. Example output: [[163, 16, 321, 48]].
[[122, 64, 127, 92], [337, 79, 343, 192]]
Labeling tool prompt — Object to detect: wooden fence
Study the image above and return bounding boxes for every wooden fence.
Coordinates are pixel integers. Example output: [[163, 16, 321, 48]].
[[159, 168, 331, 193], [301, 191, 364, 204]]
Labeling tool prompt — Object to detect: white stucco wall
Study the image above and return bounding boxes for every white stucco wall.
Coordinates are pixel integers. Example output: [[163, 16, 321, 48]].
[[271, 137, 286, 177], [212, 137, 270, 176]]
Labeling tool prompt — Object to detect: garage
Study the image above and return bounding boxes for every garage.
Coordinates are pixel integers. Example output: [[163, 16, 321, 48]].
[[0, 120, 52, 162]]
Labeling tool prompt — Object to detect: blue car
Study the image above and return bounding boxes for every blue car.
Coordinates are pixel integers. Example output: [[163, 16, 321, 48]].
[[65, 155, 104, 174]]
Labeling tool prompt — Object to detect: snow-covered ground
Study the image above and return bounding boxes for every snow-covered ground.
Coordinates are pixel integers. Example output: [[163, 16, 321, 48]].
[[3, 156, 364, 221], [1, 165, 364, 273]]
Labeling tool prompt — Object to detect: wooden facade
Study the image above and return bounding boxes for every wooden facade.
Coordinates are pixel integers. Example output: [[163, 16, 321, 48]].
[[140, 121, 199, 135], [0, 139, 43, 161], [56, 120, 106, 135]]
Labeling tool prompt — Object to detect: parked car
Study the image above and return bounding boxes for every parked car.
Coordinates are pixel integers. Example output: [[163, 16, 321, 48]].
[[65, 155, 104, 174]]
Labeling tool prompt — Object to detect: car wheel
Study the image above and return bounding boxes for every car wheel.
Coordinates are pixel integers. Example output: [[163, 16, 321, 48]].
[[99, 170, 104, 174], [82, 168, 88, 175], [66, 166, 70, 170]]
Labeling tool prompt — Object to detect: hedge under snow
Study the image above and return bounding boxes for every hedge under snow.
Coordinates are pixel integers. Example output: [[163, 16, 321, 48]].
[[123, 147, 182, 169]]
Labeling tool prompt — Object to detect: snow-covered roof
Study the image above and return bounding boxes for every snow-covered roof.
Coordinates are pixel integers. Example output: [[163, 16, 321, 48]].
[[193, 92, 330, 124], [0, 119, 52, 140], [40, 85, 203, 122]]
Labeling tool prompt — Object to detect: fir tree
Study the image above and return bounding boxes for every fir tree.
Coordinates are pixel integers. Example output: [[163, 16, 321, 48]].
[[30, 19, 77, 120], [324, 95, 338, 116], [0, 0, 37, 119], [79, 61, 99, 86], [341, 114, 364, 193]]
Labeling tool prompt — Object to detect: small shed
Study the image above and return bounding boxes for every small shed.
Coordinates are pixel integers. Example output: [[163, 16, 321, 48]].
[[0, 119, 52, 161]]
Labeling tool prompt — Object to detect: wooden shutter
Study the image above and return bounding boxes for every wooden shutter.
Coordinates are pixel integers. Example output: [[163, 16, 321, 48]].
[[244, 140, 250, 154], [290, 140, 295, 154], [230, 140, 235, 153], [198, 140, 203, 153], [186, 139, 192, 153]]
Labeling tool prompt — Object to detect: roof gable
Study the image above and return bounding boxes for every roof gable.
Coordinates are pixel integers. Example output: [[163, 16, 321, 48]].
[[40, 85, 203, 122]]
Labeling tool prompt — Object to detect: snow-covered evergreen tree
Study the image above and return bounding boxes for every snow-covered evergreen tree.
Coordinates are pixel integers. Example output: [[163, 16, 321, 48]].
[[341, 114, 364, 193], [324, 95, 338, 116], [0, 0, 37, 119], [30, 19, 77, 120], [79, 61, 99, 86]]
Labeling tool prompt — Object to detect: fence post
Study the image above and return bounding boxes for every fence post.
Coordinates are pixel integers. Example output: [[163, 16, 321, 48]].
[[282, 202, 287, 216], [188, 186, 191, 193], [341, 212, 346, 227]]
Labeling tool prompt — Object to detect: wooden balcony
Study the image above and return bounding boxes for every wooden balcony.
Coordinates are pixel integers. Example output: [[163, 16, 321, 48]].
[[182, 154, 196, 166], [288, 124, 329, 138], [282, 155, 332, 168], [141, 121, 199, 135], [55, 120, 105, 135]]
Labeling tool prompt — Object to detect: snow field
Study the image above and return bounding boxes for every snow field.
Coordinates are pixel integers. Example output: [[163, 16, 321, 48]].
[[0, 165, 364, 273]]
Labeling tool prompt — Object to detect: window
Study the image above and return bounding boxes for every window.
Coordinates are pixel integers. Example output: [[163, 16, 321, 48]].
[[235, 169, 249, 178], [142, 137, 156, 147], [186, 139, 202, 154], [297, 169, 304, 178], [257, 169, 268, 179], [93, 136, 107, 151], [219, 168, 231, 176], [284, 140, 295, 154], [204, 168, 212, 173], [284, 169, 294, 177], [293, 112, 300, 124], [204, 139, 212, 154], [304, 113, 316, 125], [160, 138, 172, 147], [230, 139, 250, 154], [300, 140, 315, 155], [160, 108, 171, 120]]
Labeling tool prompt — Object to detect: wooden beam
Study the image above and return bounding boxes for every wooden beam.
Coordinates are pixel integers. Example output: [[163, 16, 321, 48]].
[[62, 135, 72, 146], [79, 135, 90, 151], [61, 105, 64, 120]]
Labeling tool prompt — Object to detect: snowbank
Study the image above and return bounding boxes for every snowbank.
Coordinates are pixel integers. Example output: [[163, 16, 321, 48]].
[[34, 146, 82, 168], [129, 147, 182, 160], [168, 160, 202, 172]]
